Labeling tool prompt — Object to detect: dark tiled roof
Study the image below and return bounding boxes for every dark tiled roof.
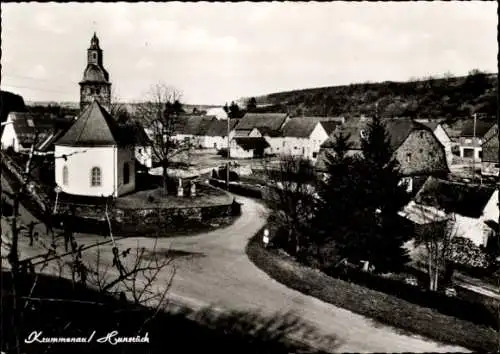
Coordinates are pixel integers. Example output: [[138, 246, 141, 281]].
[[460, 119, 496, 138], [321, 117, 430, 151], [484, 123, 498, 142], [10, 112, 61, 148], [281, 119, 320, 138], [320, 117, 371, 149], [256, 126, 281, 137], [174, 115, 217, 135], [482, 135, 499, 163], [205, 120, 238, 137], [415, 177, 495, 218], [236, 113, 288, 131], [320, 121, 342, 135], [55, 100, 134, 147], [233, 137, 270, 151]]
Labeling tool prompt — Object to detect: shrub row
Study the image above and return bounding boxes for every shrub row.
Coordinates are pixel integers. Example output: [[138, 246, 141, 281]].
[[209, 179, 263, 199], [325, 266, 497, 329], [246, 227, 497, 353]]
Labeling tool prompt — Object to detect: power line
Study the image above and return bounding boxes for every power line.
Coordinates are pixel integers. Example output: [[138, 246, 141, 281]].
[[1, 84, 76, 96]]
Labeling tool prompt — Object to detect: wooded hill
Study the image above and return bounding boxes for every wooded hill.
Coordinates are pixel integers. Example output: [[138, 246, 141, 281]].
[[250, 71, 497, 121]]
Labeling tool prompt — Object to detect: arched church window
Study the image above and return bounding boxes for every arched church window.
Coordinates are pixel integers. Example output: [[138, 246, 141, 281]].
[[91, 167, 102, 187], [92, 52, 97, 60], [62, 165, 69, 186], [123, 163, 130, 185]]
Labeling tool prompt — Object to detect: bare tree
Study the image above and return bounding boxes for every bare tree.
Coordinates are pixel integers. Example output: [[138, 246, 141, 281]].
[[412, 205, 456, 291], [263, 155, 318, 256], [1, 126, 173, 354], [134, 83, 192, 195]]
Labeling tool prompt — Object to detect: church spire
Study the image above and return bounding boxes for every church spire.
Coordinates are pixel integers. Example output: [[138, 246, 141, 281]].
[[80, 32, 111, 112]]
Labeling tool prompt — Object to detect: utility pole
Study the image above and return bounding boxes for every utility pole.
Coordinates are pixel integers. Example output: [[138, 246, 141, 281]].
[[472, 113, 477, 182], [226, 111, 231, 190]]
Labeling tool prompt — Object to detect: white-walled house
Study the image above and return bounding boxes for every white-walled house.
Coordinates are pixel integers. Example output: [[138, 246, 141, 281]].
[[280, 119, 330, 160], [457, 120, 496, 161], [202, 120, 238, 150], [1, 112, 56, 152], [400, 177, 499, 247], [230, 137, 270, 159], [54, 100, 136, 197]]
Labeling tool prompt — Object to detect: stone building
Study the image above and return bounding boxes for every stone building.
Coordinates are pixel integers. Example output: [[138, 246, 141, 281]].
[[79, 33, 111, 112]]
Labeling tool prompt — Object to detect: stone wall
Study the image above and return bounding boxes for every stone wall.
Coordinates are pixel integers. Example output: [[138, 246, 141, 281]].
[[55, 199, 237, 237]]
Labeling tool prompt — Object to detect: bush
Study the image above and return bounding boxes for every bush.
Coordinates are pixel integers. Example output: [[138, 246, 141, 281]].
[[325, 266, 497, 328], [246, 229, 497, 352], [446, 237, 490, 269], [209, 179, 263, 199], [217, 148, 228, 157]]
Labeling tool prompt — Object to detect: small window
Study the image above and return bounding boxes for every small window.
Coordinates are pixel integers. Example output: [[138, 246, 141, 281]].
[[62, 166, 68, 186], [360, 130, 367, 139], [123, 163, 130, 185], [92, 52, 97, 60], [479, 151, 483, 159], [406, 153, 411, 163], [313, 152, 318, 158], [91, 167, 101, 187], [138, 148, 142, 154], [95, 88, 100, 95]]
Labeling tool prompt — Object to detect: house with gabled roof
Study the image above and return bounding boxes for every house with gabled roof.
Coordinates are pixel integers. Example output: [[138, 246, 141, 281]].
[[202, 119, 238, 150], [54, 100, 138, 197], [230, 137, 270, 159], [399, 177, 498, 247], [172, 115, 217, 147], [481, 125, 499, 177], [316, 117, 449, 193], [457, 119, 496, 161], [416, 119, 454, 166], [279, 118, 331, 160], [233, 112, 289, 155], [1, 112, 72, 152]]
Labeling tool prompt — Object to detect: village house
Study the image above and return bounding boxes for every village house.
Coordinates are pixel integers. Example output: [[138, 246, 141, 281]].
[[205, 107, 228, 120], [230, 137, 270, 159], [481, 125, 499, 177], [172, 115, 217, 147], [400, 177, 498, 247], [279, 118, 335, 160], [234, 113, 289, 154], [1, 112, 72, 153], [203, 119, 238, 150], [316, 117, 449, 193], [416, 119, 454, 166], [457, 119, 496, 161]]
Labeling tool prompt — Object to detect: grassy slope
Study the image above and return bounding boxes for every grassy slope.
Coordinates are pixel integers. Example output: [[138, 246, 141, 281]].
[[246, 227, 497, 353], [250, 72, 497, 120]]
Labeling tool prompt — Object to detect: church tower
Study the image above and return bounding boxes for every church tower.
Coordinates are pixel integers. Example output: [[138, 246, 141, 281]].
[[79, 33, 112, 112]]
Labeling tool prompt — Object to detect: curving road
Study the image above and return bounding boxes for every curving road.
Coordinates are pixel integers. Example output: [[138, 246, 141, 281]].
[[81, 196, 467, 353], [1, 176, 469, 353]]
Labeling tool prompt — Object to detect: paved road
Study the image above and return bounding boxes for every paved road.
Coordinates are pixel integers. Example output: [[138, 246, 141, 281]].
[[2, 172, 469, 352]]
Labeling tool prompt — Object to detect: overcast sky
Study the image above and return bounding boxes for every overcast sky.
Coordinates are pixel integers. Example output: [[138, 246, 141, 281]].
[[1, 2, 497, 105]]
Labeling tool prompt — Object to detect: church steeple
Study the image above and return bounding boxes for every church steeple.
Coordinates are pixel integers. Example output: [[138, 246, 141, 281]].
[[79, 32, 111, 112]]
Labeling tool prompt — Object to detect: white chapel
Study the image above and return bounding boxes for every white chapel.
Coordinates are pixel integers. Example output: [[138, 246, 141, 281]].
[[54, 33, 137, 198]]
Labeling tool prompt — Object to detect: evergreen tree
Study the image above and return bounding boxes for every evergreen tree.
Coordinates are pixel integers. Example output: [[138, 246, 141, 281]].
[[314, 132, 367, 265], [246, 97, 257, 112], [358, 117, 411, 272]]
